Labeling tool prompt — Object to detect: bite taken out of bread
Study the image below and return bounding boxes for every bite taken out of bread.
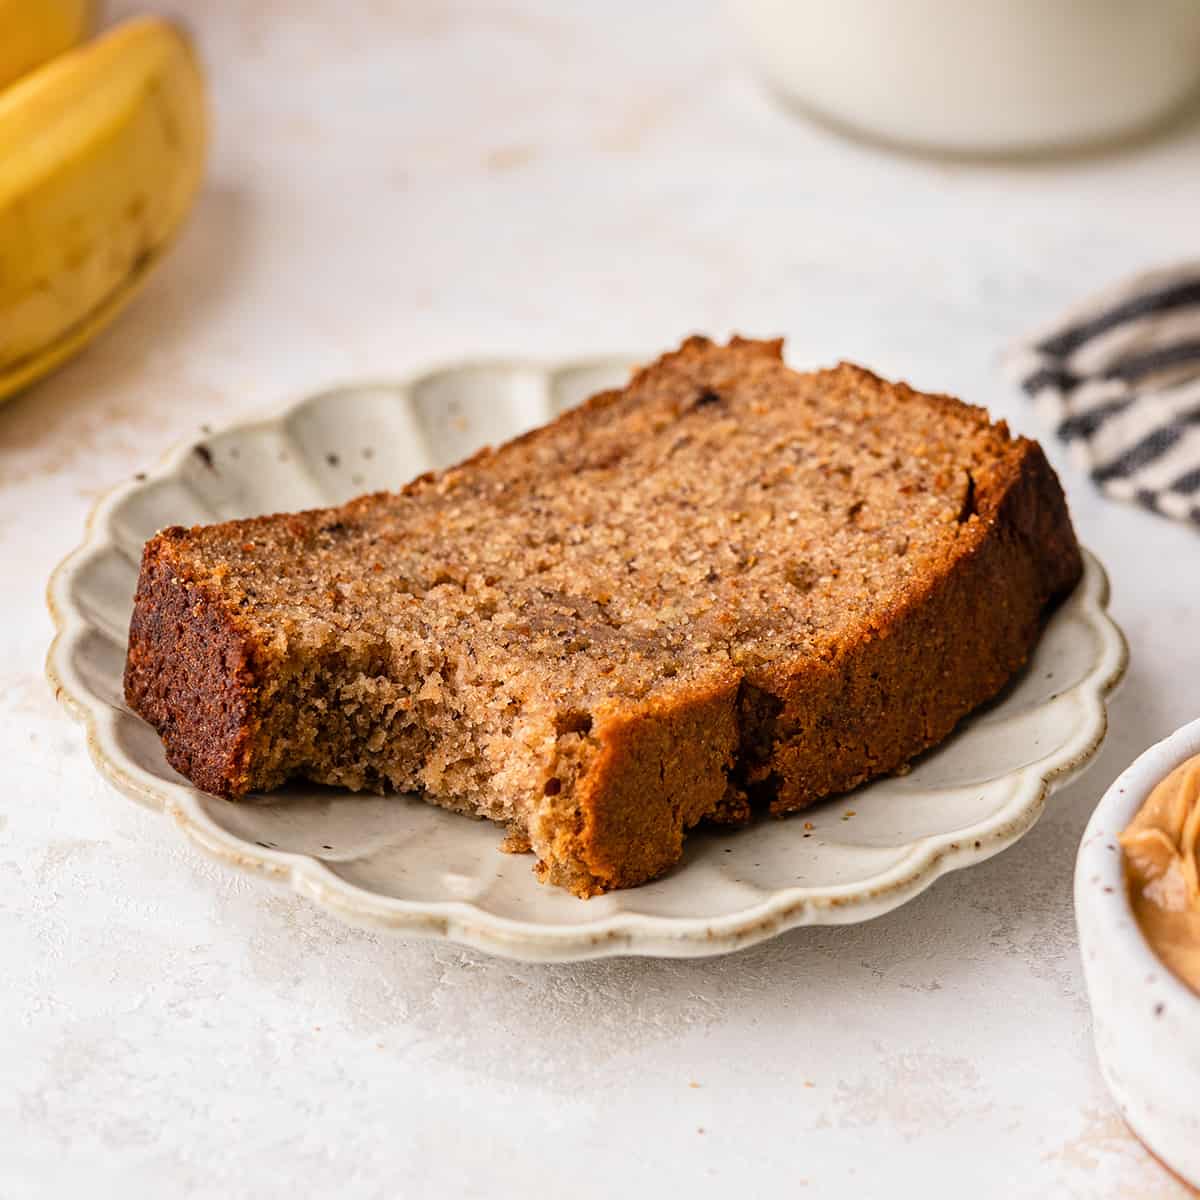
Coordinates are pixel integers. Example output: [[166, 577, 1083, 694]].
[[124, 337, 1083, 896]]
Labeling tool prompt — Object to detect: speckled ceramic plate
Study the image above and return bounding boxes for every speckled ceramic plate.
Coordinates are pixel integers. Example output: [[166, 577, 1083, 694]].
[[46, 357, 1128, 961]]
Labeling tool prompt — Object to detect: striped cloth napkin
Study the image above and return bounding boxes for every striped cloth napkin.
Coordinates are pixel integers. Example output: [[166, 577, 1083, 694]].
[[1012, 262, 1200, 526]]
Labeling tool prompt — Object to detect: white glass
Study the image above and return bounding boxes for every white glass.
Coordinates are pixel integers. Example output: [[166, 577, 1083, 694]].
[[733, 0, 1200, 155]]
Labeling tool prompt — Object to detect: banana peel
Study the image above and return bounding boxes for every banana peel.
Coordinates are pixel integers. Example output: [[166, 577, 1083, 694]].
[[0, 15, 207, 403], [0, 0, 93, 92]]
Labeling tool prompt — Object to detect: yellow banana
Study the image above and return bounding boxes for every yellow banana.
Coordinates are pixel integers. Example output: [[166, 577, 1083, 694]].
[[0, 16, 207, 403], [0, 0, 92, 92]]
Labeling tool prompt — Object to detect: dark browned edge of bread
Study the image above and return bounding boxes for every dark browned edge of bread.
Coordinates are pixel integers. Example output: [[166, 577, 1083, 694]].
[[123, 337, 1083, 896], [533, 409, 1082, 893]]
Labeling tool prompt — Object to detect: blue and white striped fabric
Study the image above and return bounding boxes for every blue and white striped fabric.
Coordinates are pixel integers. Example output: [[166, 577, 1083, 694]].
[[1012, 262, 1200, 526]]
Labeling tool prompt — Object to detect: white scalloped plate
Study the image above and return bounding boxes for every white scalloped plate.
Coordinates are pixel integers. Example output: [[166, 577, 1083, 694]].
[[46, 357, 1128, 961]]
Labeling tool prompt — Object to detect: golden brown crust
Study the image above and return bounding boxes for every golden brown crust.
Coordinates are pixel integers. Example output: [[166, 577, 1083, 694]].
[[124, 531, 263, 796], [761, 438, 1078, 807], [539, 674, 742, 894], [553, 439, 1079, 895], [123, 336, 1083, 896]]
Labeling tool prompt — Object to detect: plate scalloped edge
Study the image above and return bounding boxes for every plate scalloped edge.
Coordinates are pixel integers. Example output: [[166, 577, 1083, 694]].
[[45, 358, 1130, 962]]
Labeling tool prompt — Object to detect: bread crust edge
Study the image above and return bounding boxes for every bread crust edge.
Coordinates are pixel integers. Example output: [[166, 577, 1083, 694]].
[[545, 436, 1082, 896]]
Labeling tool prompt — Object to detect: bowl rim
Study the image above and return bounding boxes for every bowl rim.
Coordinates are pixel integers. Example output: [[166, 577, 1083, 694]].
[[1076, 714, 1200, 1016]]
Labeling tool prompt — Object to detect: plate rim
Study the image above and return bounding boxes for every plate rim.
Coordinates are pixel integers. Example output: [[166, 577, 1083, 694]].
[[45, 357, 1130, 962]]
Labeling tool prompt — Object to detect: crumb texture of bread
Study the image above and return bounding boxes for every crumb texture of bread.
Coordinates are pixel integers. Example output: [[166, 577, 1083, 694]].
[[124, 336, 1083, 896]]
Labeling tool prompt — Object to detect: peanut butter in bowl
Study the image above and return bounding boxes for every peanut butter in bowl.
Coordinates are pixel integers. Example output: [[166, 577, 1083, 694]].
[[1121, 754, 1200, 996]]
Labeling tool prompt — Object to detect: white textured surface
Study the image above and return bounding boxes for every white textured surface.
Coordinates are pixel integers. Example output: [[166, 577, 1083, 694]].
[[5, 0, 1200, 1194]]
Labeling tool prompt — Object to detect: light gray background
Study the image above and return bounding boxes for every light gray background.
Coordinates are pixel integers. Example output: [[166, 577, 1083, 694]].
[[5, 2, 1199, 1196]]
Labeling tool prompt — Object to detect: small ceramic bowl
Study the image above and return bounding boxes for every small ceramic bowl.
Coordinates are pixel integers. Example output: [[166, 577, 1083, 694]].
[[1076, 717, 1200, 1186]]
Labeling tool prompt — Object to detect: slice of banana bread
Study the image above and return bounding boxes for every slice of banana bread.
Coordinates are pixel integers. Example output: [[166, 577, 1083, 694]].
[[124, 337, 1082, 896]]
